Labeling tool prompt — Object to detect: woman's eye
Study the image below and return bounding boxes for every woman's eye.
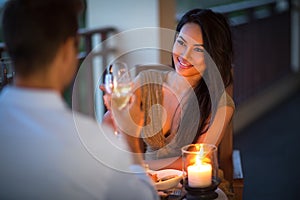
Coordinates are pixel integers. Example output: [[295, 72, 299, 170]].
[[194, 47, 204, 53], [177, 39, 185, 46]]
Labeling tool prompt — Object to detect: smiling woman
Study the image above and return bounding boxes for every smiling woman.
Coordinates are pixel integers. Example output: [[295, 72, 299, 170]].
[[103, 8, 234, 162], [100, 7, 236, 199], [136, 9, 234, 160]]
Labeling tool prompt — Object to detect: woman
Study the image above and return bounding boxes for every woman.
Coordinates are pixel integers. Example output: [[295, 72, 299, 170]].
[[103, 8, 234, 169]]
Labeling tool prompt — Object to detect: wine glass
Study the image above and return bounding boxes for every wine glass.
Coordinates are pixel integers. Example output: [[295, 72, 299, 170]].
[[103, 62, 133, 137], [111, 62, 133, 110]]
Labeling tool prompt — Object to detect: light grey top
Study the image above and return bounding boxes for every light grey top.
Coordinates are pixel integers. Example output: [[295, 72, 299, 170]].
[[137, 69, 234, 160]]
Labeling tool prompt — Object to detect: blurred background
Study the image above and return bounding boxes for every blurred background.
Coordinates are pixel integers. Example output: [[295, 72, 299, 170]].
[[1, 0, 299, 199]]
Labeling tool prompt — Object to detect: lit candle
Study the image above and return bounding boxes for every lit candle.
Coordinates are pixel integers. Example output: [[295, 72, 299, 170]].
[[187, 162, 212, 187]]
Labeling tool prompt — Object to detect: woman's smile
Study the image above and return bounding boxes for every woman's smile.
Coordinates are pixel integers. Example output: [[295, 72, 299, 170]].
[[177, 57, 193, 69]]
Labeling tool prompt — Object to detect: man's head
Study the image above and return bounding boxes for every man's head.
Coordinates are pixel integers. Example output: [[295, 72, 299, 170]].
[[2, 0, 83, 90]]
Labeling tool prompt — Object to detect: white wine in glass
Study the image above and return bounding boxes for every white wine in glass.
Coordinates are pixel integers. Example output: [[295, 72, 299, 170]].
[[112, 83, 132, 110], [111, 62, 133, 110]]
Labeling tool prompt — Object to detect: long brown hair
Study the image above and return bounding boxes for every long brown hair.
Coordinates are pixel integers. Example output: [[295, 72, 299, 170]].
[[173, 9, 233, 141]]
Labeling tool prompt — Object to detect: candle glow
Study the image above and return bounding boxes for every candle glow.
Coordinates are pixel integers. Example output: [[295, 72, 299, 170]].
[[187, 144, 212, 188]]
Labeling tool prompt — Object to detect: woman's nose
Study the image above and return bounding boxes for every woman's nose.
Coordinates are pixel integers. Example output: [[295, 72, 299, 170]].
[[181, 47, 192, 60]]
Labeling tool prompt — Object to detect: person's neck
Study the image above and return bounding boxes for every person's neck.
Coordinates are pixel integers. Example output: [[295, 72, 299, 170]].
[[171, 71, 201, 89], [14, 74, 62, 93], [183, 73, 202, 88]]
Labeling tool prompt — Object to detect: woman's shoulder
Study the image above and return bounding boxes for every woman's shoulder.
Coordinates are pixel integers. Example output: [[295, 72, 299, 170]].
[[135, 64, 172, 74], [217, 91, 235, 109], [136, 65, 173, 82]]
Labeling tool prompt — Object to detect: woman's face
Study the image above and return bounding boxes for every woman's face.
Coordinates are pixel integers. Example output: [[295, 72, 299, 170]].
[[172, 23, 205, 81]]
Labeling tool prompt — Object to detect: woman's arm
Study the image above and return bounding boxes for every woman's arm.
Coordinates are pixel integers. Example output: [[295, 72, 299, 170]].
[[145, 156, 182, 171], [110, 92, 145, 165], [102, 111, 115, 128]]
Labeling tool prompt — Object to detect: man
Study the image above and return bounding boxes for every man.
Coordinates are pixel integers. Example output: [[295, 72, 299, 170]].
[[0, 0, 158, 199]]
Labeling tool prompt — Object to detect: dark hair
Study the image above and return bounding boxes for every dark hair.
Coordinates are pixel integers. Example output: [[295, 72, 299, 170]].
[[174, 9, 233, 139], [2, 0, 83, 77]]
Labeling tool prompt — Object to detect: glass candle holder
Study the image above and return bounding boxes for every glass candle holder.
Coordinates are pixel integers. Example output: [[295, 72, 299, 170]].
[[181, 144, 220, 199]]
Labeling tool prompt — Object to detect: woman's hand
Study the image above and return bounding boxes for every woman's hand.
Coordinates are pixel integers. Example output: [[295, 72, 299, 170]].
[[100, 84, 112, 111], [111, 93, 144, 138], [100, 84, 117, 132], [101, 83, 144, 138], [111, 93, 145, 164]]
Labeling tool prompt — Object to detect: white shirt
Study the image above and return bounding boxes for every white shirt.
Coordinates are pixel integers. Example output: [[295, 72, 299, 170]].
[[0, 86, 159, 200]]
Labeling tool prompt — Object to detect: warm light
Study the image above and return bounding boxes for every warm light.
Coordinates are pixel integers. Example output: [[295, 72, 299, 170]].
[[187, 144, 212, 188]]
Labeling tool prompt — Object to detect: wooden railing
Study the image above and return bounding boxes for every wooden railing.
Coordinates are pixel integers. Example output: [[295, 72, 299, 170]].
[[77, 27, 117, 62], [0, 27, 117, 82], [0, 27, 117, 118], [68, 27, 117, 116]]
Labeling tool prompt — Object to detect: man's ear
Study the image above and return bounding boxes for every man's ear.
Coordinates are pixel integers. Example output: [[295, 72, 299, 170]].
[[57, 37, 78, 91], [61, 37, 77, 62]]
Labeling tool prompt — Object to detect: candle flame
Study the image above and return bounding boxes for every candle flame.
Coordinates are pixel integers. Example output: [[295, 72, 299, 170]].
[[195, 144, 204, 166], [194, 144, 211, 166], [199, 144, 204, 157]]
